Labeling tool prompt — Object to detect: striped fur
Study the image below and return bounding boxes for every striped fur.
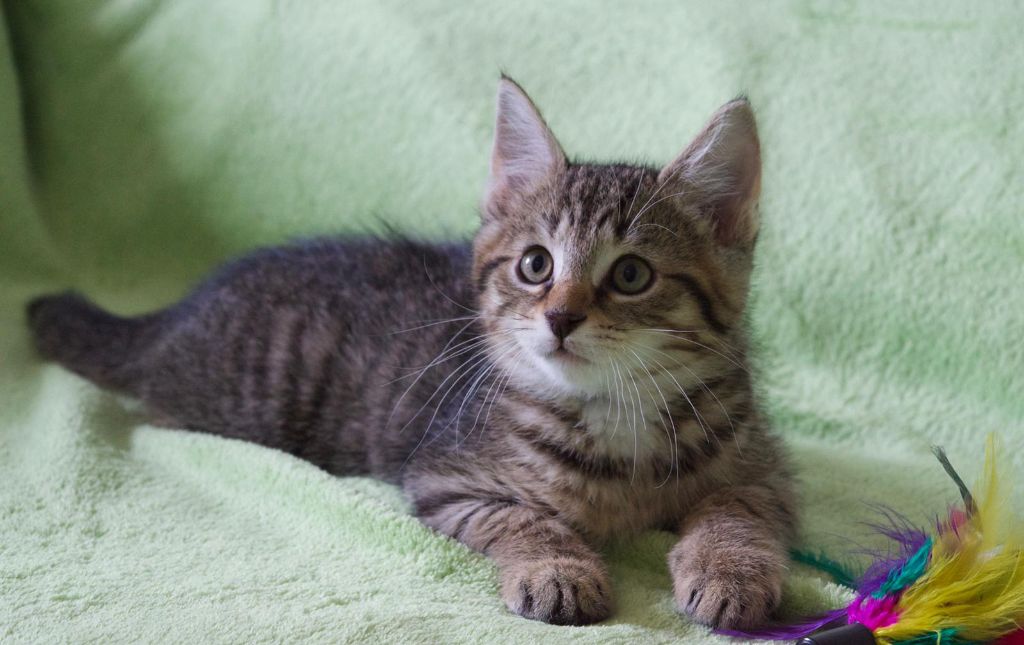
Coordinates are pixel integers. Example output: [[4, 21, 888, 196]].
[[26, 78, 795, 630]]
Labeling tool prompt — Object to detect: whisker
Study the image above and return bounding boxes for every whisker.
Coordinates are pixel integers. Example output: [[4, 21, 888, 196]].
[[625, 341, 714, 448], [630, 222, 680, 239], [622, 360, 644, 485], [474, 349, 523, 443], [422, 254, 477, 314], [478, 294, 534, 321], [642, 346, 741, 458], [610, 361, 624, 442], [449, 352, 503, 445], [622, 170, 647, 232], [618, 326, 699, 335], [388, 335, 485, 378], [450, 341, 521, 448], [628, 189, 693, 230], [385, 318, 482, 428], [609, 360, 625, 443], [628, 348, 678, 488], [398, 337, 517, 437], [603, 358, 614, 420], [635, 327, 747, 362], [626, 173, 674, 232], [634, 329, 750, 374], [399, 338, 518, 467], [388, 330, 510, 379], [385, 315, 479, 335]]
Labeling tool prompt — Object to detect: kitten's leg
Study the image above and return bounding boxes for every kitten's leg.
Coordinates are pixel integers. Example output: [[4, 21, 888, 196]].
[[414, 494, 612, 625], [669, 485, 794, 630]]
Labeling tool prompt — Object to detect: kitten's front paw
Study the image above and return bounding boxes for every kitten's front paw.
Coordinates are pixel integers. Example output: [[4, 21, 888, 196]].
[[500, 556, 612, 625], [669, 538, 784, 630]]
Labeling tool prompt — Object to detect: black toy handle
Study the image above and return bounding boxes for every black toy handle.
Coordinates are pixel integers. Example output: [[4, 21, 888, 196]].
[[796, 623, 876, 645]]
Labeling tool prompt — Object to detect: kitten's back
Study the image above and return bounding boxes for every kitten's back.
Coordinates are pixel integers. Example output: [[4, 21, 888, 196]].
[[27, 237, 478, 478]]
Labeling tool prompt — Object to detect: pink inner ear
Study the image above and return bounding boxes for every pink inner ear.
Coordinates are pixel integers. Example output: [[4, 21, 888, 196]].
[[484, 79, 567, 217], [659, 100, 762, 248], [712, 158, 761, 247]]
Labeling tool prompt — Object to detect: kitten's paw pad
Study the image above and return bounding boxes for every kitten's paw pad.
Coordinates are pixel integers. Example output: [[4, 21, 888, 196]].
[[501, 557, 612, 625], [669, 542, 783, 630]]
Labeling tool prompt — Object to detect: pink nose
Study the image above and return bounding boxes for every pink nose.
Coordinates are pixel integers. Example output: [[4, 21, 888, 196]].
[[545, 310, 586, 340]]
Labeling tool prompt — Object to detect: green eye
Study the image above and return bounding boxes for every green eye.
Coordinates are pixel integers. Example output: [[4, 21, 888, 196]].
[[610, 256, 653, 294], [517, 247, 553, 284]]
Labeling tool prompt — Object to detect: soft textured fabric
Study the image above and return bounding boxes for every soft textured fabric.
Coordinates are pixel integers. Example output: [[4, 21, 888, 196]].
[[1, 1, 1022, 642]]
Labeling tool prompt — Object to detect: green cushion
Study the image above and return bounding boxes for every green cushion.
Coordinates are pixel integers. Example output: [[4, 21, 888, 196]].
[[2, 1, 1022, 642]]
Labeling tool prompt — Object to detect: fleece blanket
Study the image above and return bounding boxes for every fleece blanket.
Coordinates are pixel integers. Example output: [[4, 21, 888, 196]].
[[2, 1, 1022, 642]]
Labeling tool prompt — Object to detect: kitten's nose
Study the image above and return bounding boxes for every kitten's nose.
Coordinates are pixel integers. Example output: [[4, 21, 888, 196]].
[[545, 310, 587, 341]]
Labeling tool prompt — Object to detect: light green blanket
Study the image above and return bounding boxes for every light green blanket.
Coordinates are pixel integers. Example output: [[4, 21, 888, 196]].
[[2, 1, 1022, 642]]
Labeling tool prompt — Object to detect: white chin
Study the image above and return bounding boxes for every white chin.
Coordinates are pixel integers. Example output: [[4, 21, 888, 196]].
[[536, 353, 605, 397], [505, 335, 606, 398]]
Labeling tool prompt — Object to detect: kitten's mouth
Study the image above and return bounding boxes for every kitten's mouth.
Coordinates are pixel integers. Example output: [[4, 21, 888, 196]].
[[549, 345, 588, 365]]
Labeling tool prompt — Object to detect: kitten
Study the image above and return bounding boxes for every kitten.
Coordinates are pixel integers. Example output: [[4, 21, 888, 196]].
[[27, 77, 796, 630]]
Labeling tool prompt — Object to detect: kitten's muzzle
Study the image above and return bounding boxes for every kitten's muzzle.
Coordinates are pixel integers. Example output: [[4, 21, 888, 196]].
[[545, 310, 586, 341]]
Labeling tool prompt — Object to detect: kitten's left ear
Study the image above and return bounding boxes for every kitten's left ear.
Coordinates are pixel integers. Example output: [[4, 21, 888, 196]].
[[658, 98, 761, 247], [484, 76, 567, 218]]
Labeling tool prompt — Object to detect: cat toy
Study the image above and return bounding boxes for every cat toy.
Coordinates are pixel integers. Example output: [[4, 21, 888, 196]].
[[724, 435, 1024, 645]]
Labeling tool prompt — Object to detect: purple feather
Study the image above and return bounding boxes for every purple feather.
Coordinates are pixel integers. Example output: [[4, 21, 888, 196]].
[[715, 609, 848, 639], [717, 505, 932, 640], [855, 505, 929, 594]]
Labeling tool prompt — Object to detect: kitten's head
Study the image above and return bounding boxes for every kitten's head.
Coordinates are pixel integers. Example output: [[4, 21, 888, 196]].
[[473, 77, 761, 400]]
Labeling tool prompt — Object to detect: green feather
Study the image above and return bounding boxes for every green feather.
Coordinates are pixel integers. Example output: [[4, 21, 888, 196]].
[[890, 628, 983, 645], [789, 549, 858, 589], [873, 537, 933, 598]]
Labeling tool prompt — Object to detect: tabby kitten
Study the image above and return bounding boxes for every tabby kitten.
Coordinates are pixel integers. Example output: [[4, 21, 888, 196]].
[[28, 77, 796, 630]]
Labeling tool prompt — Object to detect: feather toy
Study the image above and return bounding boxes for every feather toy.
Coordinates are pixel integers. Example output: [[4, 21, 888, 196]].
[[721, 435, 1024, 645]]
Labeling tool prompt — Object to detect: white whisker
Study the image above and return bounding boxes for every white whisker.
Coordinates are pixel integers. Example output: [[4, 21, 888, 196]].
[[603, 358, 614, 420], [453, 340, 521, 441], [625, 341, 714, 448], [399, 338, 516, 437], [626, 173, 675, 232], [628, 348, 678, 488], [476, 350, 523, 442], [628, 189, 688, 229], [610, 360, 624, 441], [634, 329, 749, 374], [400, 338, 518, 467], [622, 362, 644, 485], [386, 315, 480, 335], [630, 222, 680, 239], [422, 254, 477, 314], [635, 327, 747, 362], [385, 318, 483, 430], [643, 347, 742, 458]]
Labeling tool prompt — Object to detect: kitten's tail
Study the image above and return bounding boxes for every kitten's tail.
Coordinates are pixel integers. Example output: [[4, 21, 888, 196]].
[[26, 292, 161, 392]]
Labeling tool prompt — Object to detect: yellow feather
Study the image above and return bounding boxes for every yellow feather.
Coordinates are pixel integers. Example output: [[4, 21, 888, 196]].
[[876, 435, 1024, 641]]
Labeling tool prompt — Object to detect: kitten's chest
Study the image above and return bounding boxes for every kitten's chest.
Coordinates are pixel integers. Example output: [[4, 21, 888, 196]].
[[557, 477, 694, 540], [533, 399, 702, 539], [576, 396, 665, 460], [495, 395, 722, 539]]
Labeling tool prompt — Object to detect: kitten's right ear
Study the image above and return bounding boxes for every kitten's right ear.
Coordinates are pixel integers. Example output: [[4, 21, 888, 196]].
[[484, 76, 567, 218], [658, 98, 761, 248]]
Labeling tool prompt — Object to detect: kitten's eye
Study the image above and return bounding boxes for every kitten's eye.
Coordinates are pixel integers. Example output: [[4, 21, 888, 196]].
[[517, 246, 553, 284], [610, 256, 653, 294]]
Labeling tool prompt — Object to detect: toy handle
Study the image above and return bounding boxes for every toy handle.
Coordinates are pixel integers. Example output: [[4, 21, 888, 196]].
[[796, 623, 876, 645]]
